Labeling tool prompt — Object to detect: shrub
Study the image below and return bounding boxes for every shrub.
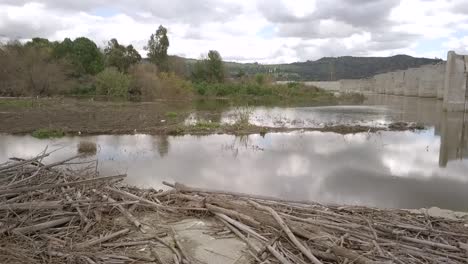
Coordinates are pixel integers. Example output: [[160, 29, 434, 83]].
[[129, 63, 193, 101], [95, 67, 131, 98]]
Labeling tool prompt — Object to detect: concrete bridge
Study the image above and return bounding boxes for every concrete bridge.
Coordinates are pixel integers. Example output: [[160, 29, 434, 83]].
[[311, 51, 468, 112]]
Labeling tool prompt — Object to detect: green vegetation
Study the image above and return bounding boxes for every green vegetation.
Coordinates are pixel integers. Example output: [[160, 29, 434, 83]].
[[193, 121, 222, 130], [0, 99, 35, 108], [32, 128, 65, 139], [1, 24, 367, 104], [165, 112, 178, 118], [192, 50, 225, 83], [95, 68, 131, 98], [193, 78, 332, 101]]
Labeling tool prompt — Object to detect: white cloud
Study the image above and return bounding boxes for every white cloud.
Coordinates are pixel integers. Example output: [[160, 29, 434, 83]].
[[1, 0, 468, 63]]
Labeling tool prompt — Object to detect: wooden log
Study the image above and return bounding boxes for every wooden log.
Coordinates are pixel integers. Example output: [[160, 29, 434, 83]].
[[331, 246, 377, 264], [170, 182, 318, 206], [61, 187, 91, 225], [104, 186, 175, 212], [0, 153, 49, 172], [171, 227, 193, 264], [12, 216, 74, 234], [75, 228, 130, 249], [92, 189, 146, 233], [218, 218, 261, 253], [267, 245, 292, 264], [215, 212, 268, 242], [400, 236, 460, 251], [206, 203, 261, 226], [0, 174, 126, 195], [0, 201, 62, 210], [248, 200, 323, 264]]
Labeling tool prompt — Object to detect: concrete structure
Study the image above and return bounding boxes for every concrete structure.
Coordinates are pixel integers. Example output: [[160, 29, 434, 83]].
[[434, 64, 446, 100], [374, 74, 386, 94], [404, 68, 421, 97], [393, 71, 405, 95], [339, 78, 375, 93], [418, 64, 442, 97], [443, 51, 468, 111], [277, 51, 466, 111], [304, 81, 341, 92], [383, 72, 393, 95]]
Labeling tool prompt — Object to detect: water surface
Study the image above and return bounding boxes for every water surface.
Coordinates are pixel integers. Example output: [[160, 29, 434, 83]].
[[1, 95, 467, 210]]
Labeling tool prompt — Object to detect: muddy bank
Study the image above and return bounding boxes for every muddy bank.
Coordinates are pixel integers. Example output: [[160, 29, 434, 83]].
[[0, 98, 424, 136], [1, 154, 467, 264]]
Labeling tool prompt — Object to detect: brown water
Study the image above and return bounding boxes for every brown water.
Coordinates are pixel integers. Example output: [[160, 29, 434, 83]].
[[1, 95, 467, 210]]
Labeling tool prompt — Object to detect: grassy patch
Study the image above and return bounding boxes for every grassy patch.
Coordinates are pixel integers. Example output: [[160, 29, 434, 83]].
[[194, 121, 221, 130], [32, 128, 65, 139], [165, 112, 178, 119], [0, 99, 35, 108]]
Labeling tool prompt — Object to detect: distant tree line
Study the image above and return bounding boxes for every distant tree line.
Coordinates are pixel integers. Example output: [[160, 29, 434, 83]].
[[1, 25, 323, 101], [0, 24, 232, 99]]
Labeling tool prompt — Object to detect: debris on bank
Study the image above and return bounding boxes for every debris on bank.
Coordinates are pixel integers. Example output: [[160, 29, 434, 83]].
[[1, 154, 467, 264]]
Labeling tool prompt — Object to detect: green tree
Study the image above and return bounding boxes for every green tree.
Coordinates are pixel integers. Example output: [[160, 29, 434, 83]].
[[53, 37, 104, 76], [146, 25, 169, 71], [191, 50, 225, 83], [71, 37, 104, 75], [104, 38, 141, 72], [206, 50, 224, 83]]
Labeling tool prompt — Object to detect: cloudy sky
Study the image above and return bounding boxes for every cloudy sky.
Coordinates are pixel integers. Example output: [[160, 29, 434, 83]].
[[1, 0, 468, 63]]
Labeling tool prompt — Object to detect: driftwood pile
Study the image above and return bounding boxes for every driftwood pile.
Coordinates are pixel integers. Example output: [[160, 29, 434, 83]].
[[1, 153, 468, 263]]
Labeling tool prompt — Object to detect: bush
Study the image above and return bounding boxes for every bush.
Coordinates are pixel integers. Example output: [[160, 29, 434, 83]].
[[129, 63, 193, 101], [0, 42, 75, 96], [95, 67, 131, 98]]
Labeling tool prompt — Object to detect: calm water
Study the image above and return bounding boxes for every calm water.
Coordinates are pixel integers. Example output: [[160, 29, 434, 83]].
[[1, 95, 467, 210]]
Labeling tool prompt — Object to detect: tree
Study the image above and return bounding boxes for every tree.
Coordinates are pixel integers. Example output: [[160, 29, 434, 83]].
[[146, 25, 169, 71], [206, 50, 224, 83], [190, 50, 225, 83], [71, 37, 104, 75], [104, 38, 141, 72], [53, 37, 104, 76]]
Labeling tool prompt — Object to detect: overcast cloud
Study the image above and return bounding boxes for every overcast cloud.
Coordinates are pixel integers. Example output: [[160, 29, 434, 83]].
[[1, 0, 468, 63]]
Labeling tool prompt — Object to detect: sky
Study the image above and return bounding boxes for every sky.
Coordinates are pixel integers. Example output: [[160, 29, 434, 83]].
[[1, 0, 468, 64]]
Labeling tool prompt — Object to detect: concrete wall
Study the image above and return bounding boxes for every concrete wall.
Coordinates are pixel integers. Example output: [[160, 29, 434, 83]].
[[277, 51, 466, 111], [339, 78, 375, 93], [304, 81, 341, 92], [418, 64, 442, 97], [404, 68, 421, 97], [374, 74, 386, 94], [443, 51, 468, 111], [393, 71, 405, 95]]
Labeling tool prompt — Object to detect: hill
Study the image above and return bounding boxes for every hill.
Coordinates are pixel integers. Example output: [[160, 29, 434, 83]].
[[182, 55, 442, 81]]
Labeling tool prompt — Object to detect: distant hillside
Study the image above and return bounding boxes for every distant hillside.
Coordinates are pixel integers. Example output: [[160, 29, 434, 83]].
[[182, 55, 442, 81]]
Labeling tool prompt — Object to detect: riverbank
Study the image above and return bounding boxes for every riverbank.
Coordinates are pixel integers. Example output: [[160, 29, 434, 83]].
[[1, 154, 467, 263], [0, 97, 423, 137]]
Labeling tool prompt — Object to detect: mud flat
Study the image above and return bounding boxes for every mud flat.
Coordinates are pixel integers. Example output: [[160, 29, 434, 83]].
[[1, 154, 467, 263]]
